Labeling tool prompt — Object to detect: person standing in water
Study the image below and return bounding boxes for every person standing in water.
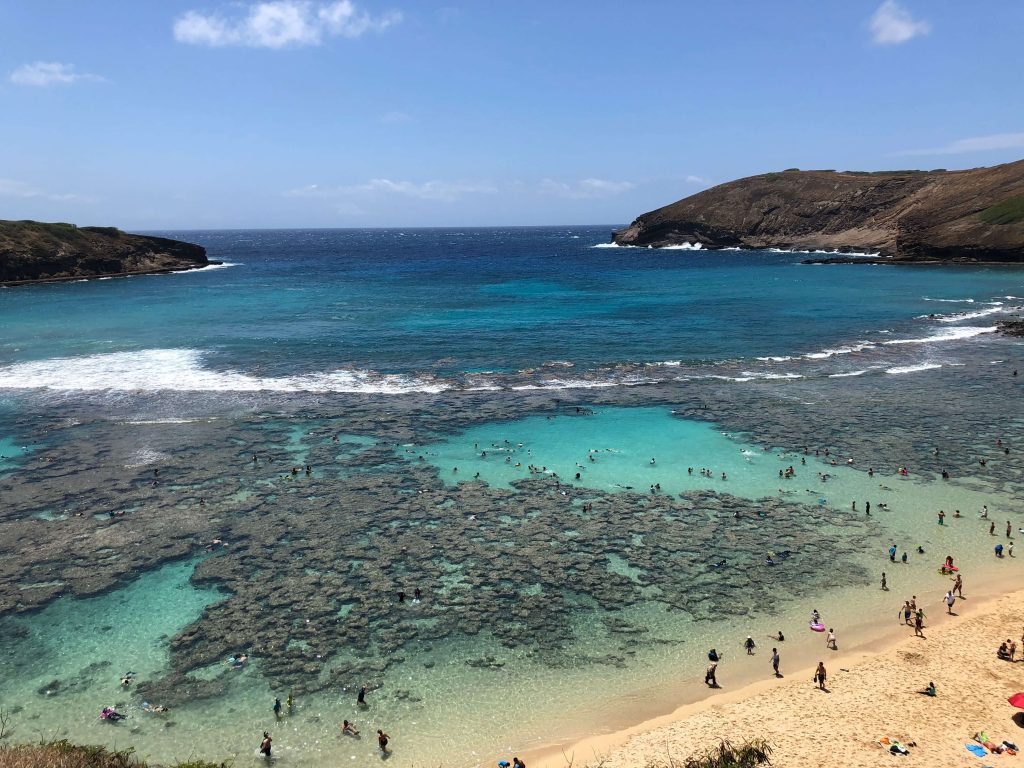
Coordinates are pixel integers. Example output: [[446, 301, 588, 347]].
[[771, 648, 781, 677], [259, 732, 272, 758], [705, 662, 718, 687], [272, 698, 282, 719], [825, 628, 837, 650], [953, 573, 963, 598], [744, 636, 756, 655], [357, 686, 367, 706], [377, 729, 390, 755]]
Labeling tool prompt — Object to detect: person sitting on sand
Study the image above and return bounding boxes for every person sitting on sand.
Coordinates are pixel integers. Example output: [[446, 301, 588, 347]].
[[777, 630, 785, 642], [341, 719, 359, 736], [998, 641, 1011, 660], [918, 681, 936, 697]]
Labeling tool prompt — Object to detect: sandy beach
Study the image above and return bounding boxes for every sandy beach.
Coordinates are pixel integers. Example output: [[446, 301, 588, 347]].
[[536, 586, 1024, 768]]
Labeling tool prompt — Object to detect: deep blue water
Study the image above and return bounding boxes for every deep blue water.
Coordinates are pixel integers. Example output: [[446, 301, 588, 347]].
[[0, 226, 1021, 389]]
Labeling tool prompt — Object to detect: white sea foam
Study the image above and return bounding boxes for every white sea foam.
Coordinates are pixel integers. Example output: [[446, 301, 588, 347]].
[[917, 304, 1010, 323], [510, 379, 622, 391], [703, 372, 803, 382], [591, 242, 625, 248], [886, 363, 942, 375], [0, 349, 451, 394], [828, 370, 871, 378], [923, 297, 975, 303], [755, 356, 795, 362], [172, 262, 240, 274], [657, 242, 703, 250], [803, 341, 875, 360], [882, 326, 997, 345]]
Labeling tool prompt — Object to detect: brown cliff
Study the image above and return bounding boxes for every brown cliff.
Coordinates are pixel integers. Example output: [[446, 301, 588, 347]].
[[0, 220, 209, 284], [613, 160, 1024, 262]]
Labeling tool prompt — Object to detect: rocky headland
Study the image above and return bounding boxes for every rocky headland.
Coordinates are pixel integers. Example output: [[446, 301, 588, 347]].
[[613, 159, 1024, 262], [0, 219, 209, 284]]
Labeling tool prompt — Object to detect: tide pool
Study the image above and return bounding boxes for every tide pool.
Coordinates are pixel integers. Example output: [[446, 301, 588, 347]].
[[423, 406, 1015, 571]]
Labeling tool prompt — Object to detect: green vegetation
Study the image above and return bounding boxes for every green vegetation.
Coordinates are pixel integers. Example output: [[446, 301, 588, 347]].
[[643, 739, 773, 768], [979, 196, 1024, 225], [0, 742, 227, 768]]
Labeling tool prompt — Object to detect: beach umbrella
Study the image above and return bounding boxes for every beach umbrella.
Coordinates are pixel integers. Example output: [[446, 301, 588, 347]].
[[1008, 692, 1024, 709]]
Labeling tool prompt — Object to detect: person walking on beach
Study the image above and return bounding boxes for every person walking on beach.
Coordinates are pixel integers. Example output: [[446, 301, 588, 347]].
[[953, 573, 963, 598], [814, 661, 827, 690], [914, 610, 925, 638], [377, 729, 390, 755], [945, 591, 955, 614], [889, 544, 897, 562], [771, 648, 781, 677], [990, 521, 996, 535], [826, 628, 837, 650], [744, 636, 756, 655], [900, 601, 912, 625], [1008, 521, 1013, 538], [259, 732, 272, 758], [881, 572, 887, 591], [705, 662, 718, 687]]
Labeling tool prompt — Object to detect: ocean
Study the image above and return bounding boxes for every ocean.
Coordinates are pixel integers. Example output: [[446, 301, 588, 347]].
[[0, 226, 1021, 767]]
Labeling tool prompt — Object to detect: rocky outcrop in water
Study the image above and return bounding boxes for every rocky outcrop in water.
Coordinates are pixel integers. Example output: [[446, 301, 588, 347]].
[[613, 160, 1024, 262], [997, 318, 1024, 336], [0, 219, 209, 284]]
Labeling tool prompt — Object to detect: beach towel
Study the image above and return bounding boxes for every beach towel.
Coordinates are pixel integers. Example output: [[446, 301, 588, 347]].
[[966, 743, 988, 757]]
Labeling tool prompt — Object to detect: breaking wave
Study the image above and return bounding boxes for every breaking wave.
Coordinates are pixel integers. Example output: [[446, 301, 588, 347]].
[[0, 349, 451, 394]]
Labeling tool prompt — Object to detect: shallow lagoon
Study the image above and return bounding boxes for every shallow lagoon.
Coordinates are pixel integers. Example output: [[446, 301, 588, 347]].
[[0, 405, 1019, 767]]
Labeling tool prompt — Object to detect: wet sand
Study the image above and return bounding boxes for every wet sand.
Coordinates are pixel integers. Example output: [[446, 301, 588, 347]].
[[534, 580, 1024, 768]]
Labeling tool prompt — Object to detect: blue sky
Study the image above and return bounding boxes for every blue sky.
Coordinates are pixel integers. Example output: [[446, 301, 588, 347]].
[[1, 0, 1022, 229]]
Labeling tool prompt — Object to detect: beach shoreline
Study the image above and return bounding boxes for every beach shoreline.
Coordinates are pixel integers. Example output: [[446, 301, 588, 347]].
[[529, 577, 1024, 768]]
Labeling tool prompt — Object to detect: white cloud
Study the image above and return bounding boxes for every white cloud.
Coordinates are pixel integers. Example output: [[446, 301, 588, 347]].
[[869, 1, 930, 45], [0, 178, 82, 201], [286, 178, 497, 202], [9, 61, 103, 87], [174, 1, 401, 48], [894, 132, 1024, 156], [539, 178, 635, 199], [686, 174, 709, 184]]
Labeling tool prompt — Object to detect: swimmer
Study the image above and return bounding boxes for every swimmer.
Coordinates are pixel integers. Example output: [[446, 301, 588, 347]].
[[120, 671, 135, 686], [341, 719, 360, 736]]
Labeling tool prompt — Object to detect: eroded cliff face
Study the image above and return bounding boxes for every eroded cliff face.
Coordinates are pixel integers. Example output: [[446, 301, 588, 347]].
[[613, 160, 1024, 261], [0, 220, 209, 283]]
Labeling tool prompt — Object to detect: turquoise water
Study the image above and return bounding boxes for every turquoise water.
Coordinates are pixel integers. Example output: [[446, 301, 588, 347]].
[[0, 229, 1020, 391], [0, 228, 1022, 766]]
